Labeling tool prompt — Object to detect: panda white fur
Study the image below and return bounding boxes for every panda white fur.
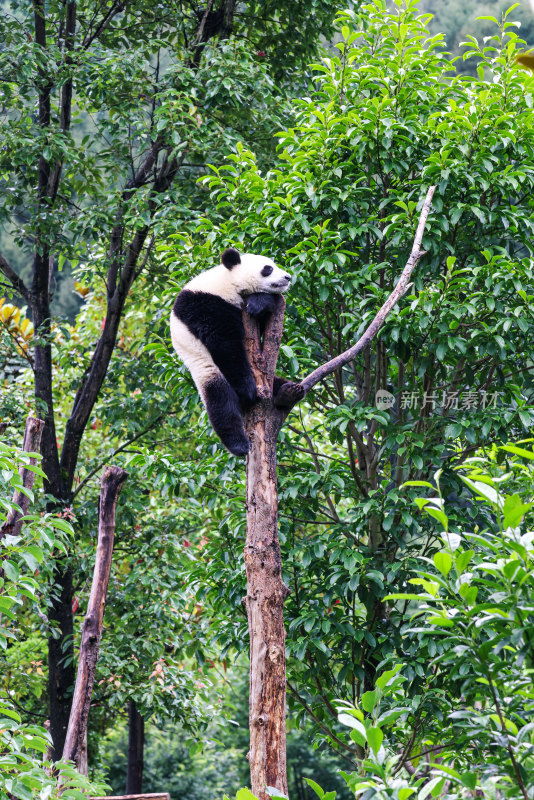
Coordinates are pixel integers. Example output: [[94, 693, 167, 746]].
[[170, 247, 304, 456]]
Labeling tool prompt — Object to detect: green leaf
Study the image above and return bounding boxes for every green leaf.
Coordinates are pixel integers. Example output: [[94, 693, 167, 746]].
[[419, 777, 445, 800], [3, 560, 19, 582], [367, 726, 383, 754], [455, 550, 474, 574], [236, 790, 258, 800], [361, 690, 376, 712], [460, 476, 500, 505], [304, 780, 325, 800], [376, 664, 403, 689], [500, 444, 534, 460], [338, 713, 366, 746], [459, 584, 478, 606], [0, 705, 22, 723], [433, 551, 452, 577], [460, 772, 477, 789], [427, 616, 454, 627], [503, 494, 533, 529], [25, 544, 44, 564], [424, 507, 448, 530], [48, 517, 75, 535]]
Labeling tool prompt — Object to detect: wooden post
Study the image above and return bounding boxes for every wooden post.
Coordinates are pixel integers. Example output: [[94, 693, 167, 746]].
[[0, 416, 45, 540], [243, 296, 289, 799], [126, 699, 145, 794], [62, 466, 127, 769]]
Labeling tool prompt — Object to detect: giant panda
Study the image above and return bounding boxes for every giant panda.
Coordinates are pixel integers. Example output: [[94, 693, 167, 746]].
[[170, 247, 304, 456]]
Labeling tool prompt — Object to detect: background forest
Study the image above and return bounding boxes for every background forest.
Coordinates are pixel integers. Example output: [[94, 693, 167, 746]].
[[3, 0, 534, 798]]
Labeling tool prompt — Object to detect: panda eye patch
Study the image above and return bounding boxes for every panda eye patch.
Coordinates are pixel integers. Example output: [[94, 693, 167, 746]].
[[261, 264, 274, 277]]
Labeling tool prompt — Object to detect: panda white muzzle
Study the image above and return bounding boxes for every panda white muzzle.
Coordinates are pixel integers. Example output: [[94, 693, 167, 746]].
[[271, 274, 291, 291]]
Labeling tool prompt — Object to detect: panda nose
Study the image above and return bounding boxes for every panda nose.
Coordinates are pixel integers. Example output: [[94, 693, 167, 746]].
[[284, 274, 291, 282]]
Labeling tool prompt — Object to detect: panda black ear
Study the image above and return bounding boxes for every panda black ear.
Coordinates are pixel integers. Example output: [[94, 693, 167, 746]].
[[221, 248, 241, 270]]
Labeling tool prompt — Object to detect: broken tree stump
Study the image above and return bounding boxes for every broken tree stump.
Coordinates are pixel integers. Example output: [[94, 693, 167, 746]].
[[62, 466, 127, 770]]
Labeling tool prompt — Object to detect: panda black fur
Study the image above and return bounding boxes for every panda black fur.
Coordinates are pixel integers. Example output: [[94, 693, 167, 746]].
[[170, 247, 304, 456]]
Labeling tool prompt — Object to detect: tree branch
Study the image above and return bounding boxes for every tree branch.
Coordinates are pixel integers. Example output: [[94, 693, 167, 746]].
[[81, 0, 125, 49], [57, 4, 237, 499], [300, 186, 436, 394], [193, 0, 214, 47], [286, 681, 358, 760], [0, 254, 30, 303], [72, 409, 168, 498], [59, 152, 183, 496], [46, 0, 77, 202]]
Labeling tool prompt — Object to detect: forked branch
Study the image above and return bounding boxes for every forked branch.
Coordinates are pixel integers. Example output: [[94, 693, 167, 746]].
[[300, 186, 436, 394]]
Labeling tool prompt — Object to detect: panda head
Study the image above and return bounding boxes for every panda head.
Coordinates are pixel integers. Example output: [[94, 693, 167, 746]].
[[221, 248, 291, 295]]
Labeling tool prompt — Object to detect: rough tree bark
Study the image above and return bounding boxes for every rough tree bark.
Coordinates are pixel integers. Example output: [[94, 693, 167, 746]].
[[243, 296, 289, 800], [62, 466, 127, 770], [126, 699, 145, 794], [241, 186, 436, 796], [0, 416, 45, 541]]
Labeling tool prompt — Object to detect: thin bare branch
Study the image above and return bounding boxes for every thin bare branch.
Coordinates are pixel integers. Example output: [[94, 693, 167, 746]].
[[192, 0, 214, 46], [72, 409, 168, 498], [82, 1, 125, 49], [300, 186, 436, 394]]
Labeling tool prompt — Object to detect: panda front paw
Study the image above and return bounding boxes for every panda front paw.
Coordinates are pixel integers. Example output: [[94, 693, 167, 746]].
[[274, 381, 305, 409], [245, 292, 277, 318]]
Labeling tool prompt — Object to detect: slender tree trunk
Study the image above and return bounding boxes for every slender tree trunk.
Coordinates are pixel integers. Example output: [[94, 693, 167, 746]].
[[49, 569, 76, 759], [62, 466, 127, 769], [32, 0, 74, 759], [126, 700, 145, 794], [243, 298, 288, 799]]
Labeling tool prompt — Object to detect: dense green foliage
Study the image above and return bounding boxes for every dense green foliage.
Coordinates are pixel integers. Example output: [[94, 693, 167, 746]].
[[155, 0, 534, 764], [0, 442, 105, 799], [2, 0, 534, 797], [307, 443, 534, 798]]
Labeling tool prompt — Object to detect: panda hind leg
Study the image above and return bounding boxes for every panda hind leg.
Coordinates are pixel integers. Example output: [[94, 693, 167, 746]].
[[273, 376, 306, 409], [203, 376, 250, 457]]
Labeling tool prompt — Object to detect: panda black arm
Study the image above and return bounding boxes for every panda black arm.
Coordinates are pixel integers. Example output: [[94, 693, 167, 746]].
[[245, 292, 278, 319]]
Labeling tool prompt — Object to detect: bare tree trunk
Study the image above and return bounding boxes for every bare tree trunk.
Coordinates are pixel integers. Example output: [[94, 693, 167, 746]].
[[62, 466, 127, 769], [243, 297, 289, 799], [126, 699, 145, 794], [0, 416, 45, 540]]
